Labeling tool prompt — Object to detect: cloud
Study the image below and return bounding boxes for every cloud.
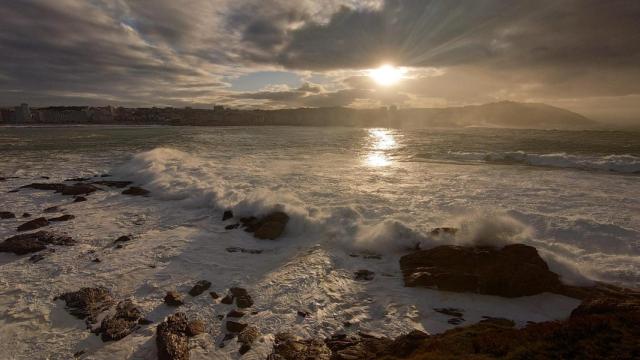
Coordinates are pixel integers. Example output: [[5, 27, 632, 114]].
[[0, 0, 638, 122]]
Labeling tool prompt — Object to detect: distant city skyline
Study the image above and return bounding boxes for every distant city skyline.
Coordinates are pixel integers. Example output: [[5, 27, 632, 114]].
[[1, 1, 639, 126]]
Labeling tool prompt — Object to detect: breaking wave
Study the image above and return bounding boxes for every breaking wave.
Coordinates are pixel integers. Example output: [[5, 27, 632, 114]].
[[447, 151, 640, 173]]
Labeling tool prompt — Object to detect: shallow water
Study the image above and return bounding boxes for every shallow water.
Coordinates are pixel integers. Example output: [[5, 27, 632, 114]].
[[0, 126, 638, 359]]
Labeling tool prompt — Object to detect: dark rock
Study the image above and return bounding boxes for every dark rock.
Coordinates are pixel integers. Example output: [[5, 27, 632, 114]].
[[100, 174, 111, 177], [73, 196, 87, 203], [226, 320, 247, 333], [41, 176, 50, 179], [229, 287, 253, 308], [49, 214, 75, 222], [22, 212, 31, 218], [29, 253, 46, 263], [44, 206, 61, 213], [114, 235, 132, 244], [138, 318, 153, 325], [238, 325, 260, 354], [227, 309, 245, 318], [164, 291, 184, 307], [56, 287, 115, 323], [297, 310, 310, 318], [122, 186, 150, 196], [188, 280, 211, 297], [66, 177, 91, 182], [430, 227, 458, 236], [186, 320, 205, 336], [8, 189, 19, 193], [115, 244, 124, 249], [22, 183, 99, 196], [399, 244, 564, 297], [156, 312, 190, 360], [0, 211, 15, 219], [447, 318, 464, 325], [209, 291, 219, 300], [93, 180, 132, 188], [17, 217, 49, 232], [225, 223, 240, 230], [222, 210, 233, 221], [240, 211, 289, 240], [434, 308, 464, 318], [226, 247, 262, 254], [354, 269, 375, 281], [0, 231, 75, 254], [220, 295, 233, 304], [270, 333, 331, 360], [99, 300, 143, 341], [217, 314, 224, 320], [92, 258, 101, 263]]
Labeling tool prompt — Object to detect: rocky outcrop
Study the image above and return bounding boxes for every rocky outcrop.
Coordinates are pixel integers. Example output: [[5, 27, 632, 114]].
[[164, 291, 184, 306], [48, 214, 75, 222], [17, 217, 49, 232], [99, 299, 143, 341], [0, 231, 75, 254], [21, 182, 99, 196], [240, 211, 289, 240], [122, 186, 150, 196], [56, 287, 116, 324], [156, 312, 190, 360], [399, 244, 564, 297], [0, 211, 15, 219], [188, 280, 211, 297]]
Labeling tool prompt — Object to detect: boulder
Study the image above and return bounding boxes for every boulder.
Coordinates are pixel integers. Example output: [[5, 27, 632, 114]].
[[164, 291, 184, 307], [269, 333, 331, 360], [229, 287, 254, 308], [399, 244, 564, 297], [22, 183, 99, 196], [188, 280, 211, 297], [209, 291, 219, 300], [122, 186, 150, 196], [0, 231, 75, 255], [240, 211, 289, 240], [354, 269, 375, 281], [186, 320, 205, 336], [227, 309, 245, 318], [226, 320, 247, 333], [56, 287, 115, 323], [44, 206, 61, 213], [0, 211, 15, 219], [17, 217, 49, 232], [156, 312, 190, 360], [99, 299, 143, 341], [48, 214, 75, 222], [222, 210, 233, 221]]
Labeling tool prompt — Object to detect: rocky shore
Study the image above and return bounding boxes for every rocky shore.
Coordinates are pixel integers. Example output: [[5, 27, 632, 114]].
[[1, 173, 638, 359]]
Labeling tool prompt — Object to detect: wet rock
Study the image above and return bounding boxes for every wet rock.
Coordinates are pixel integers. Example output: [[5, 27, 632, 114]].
[[430, 227, 458, 236], [22, 183, 100, 196], [164, 291, 184, 307], [92, 258, 101, 263], [49, 214, 75, 222], [99, 299, 143, 341], [209, 291, 219, 300], [73, 196, 87, 203], [227, 309, 245, 318], [220, 294, 233, 304], [434, 308, 464, 318], [399, 244, 564, 297], [66, 177, 91, 182], [156, 312, 190, 360], [56, 287, 115, 323], [93, 180, 132, 188], [44, 206, 62, 213], [354, 269, 375, 281], [297, 310, 310, 318], [240, 211, 289, 240], [114, 235, 132, 244], [270, 333, 331, 360], [122, 186, 150, 196], [238, 325, 260, 354], [0, 231, 75, 255], [226, 247, 262, 254], [225, 223, 240, 230], [29, 253, 46, 263], [0, 211, 15, 219], [188, 280, 211, 297], [217, 314, 224, 320], [222, 210, 233, 221], [226, 320, 247, 333], [447, 318, 464, 325], [230, 287, 254, 308], [138, 318, 153, 325], [186, 320, 205, 336], [17, 217, 49, 232], [22, 212, 31, 218]]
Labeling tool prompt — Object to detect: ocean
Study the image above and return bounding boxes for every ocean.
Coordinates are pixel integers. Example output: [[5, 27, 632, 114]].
[[1, 125, 639, 359]]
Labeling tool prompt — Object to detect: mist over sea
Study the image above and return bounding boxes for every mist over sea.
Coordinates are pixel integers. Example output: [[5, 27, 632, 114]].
[[1, 125, 639, 358]]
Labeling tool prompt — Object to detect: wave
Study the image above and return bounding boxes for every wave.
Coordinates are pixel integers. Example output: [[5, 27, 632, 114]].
[[447, 151, 640, 173]]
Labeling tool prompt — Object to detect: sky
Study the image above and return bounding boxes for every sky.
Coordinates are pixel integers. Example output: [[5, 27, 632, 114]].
[[1, 0, 639, 124]]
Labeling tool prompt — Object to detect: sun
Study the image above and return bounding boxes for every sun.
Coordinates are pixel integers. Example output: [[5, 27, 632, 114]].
[[369, 64, 406, 86]]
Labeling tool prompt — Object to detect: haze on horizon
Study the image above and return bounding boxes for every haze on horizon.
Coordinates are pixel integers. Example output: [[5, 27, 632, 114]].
[[1, 0, 639, 127]]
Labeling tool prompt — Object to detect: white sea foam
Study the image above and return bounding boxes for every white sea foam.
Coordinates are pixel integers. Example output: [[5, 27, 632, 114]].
[[449, 151, 640, 173]]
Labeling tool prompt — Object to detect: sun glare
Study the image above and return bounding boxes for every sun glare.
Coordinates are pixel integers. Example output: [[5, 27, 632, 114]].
[[369, 64, 406, 86]]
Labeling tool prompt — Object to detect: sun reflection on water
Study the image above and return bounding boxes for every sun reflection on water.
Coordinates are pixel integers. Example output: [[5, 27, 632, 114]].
[[365, 128, 397, 167]]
